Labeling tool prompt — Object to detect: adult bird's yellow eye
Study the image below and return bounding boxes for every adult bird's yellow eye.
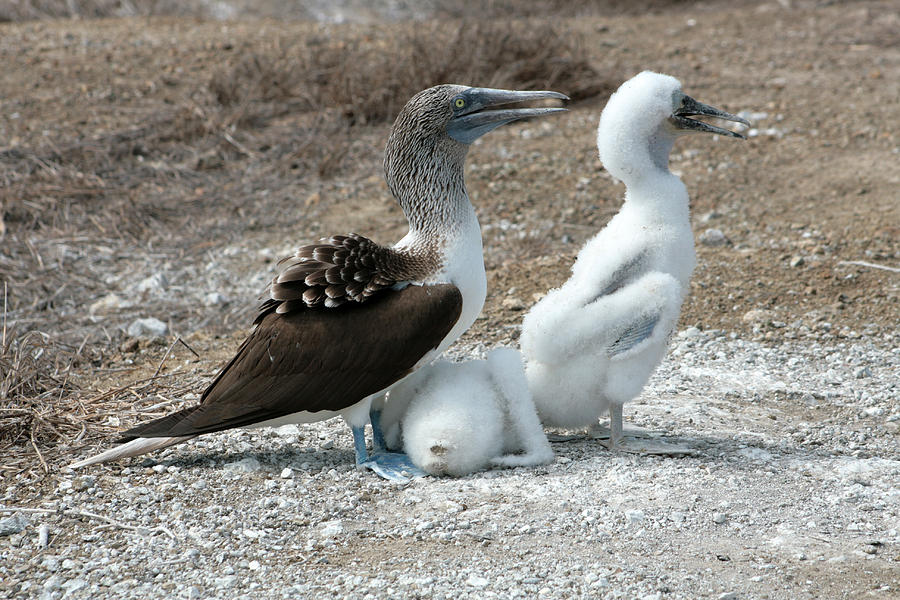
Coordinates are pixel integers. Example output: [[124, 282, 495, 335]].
[[454, 98, 466, 108]]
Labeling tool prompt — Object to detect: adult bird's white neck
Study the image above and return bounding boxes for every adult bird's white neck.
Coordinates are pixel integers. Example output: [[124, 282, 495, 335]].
[[383, 102, 486, 356]]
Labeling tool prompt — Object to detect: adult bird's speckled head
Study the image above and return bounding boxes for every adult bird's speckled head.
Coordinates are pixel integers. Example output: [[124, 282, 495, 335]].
[[385, 85, 568, 237]]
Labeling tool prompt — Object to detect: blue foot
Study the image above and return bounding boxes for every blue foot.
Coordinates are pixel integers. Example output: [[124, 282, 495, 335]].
[[350, 424, 426, 482], [360, 452, 427, 482]]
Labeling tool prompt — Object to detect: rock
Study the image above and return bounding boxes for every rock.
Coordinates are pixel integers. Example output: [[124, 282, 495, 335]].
[[42, 575, 64, 591], [742, 309, 775, 324], [0, 513, 29, 536], [203, 292, 228, 306], [280, 468, 293, 479], [789, 256, 805, 267], [680, 326, 703, 338], [72, 475, 95, 491], [854, 366, 871, 379], [625, 509, 645, 524], [89, 293, 128, 314], [717, 593, 738, 600], [38, 524, 49, 548], [320, 520, 344, 538], [223, 457, 262, 472], [466, 575, 489, 588], [713, 512, 728, 524], [62, 579, 87, 594], [126, 317, 168, 338], [699, 228, 728, 247], [501, 296, 526, 311], [136, 273, 169, 294]]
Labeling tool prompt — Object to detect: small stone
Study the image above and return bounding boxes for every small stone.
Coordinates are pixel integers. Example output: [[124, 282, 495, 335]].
[[0, 513, 29, 536], [280, 467, 293, 479], [126, 317, 168, 338], [466, 575, 489, 588], [223, 457, 262, 472], [38, 524, 50, 548], [854, 366, 871, 379], [320, 520, 344, 538], [72, 476, 95, 492], [625, 510, 645, 524], [717, 593, 738, 600], [800, 393, 818, 406], [789, 256, 805, 267], [136, 273, 169, 293], [713, 512, 728, 524], [699, 228, 728, 247], [62, 579, 87, 594], [321, 440, 334, 450], [119, 338, 140, 353], [89, 293, 128, 314], [43, 575, 65, 591], [669, 511, 686, 523], [415, 521, 434, 532], [742, 309, 774, 324], [501, 297, 526, 311], [204, 292, 228, 306], [248, 560, 261, 570]]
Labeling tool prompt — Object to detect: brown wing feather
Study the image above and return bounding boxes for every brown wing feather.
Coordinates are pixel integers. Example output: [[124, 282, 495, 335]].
[[120, 284, 463, 441], [264, 233, 436, 312]]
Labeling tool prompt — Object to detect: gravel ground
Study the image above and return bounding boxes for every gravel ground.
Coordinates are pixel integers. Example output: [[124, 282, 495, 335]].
[[2, 1, 899, 598], [3, 326, 898, 600]]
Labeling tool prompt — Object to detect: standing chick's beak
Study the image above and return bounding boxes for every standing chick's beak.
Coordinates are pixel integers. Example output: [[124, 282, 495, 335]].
[[670, 95, 751, 138]]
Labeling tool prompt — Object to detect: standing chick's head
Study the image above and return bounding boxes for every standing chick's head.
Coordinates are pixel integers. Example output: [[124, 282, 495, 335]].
[[597, 71, 749, 184]]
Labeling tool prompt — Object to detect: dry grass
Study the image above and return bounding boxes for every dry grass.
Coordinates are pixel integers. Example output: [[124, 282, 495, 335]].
[[1, 0, 695, 23], [209, 20, 606, 125]]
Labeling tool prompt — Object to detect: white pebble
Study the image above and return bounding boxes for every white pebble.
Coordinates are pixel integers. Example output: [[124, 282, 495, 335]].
[[699, 228, 728, 247], [126, 317, 168, 338]]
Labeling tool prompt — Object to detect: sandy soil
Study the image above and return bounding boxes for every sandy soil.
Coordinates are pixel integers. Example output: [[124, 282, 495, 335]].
[[1, 1, 898, 598]]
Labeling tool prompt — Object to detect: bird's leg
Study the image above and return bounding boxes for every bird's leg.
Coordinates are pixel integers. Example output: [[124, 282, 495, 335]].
[[351, 425, 370, 466], [369, 408, 388, 453], [605, 403, 624, 451], [355, 413, 427, 483]]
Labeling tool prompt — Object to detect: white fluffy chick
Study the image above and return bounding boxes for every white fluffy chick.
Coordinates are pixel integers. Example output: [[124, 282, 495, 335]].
[[521, 71, 748, 449], [381, 348, 554, 476]]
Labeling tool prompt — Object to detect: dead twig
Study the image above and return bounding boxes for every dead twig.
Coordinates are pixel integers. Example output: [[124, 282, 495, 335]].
[[0, 506, 176, 539], [837, 260, 900, 273]]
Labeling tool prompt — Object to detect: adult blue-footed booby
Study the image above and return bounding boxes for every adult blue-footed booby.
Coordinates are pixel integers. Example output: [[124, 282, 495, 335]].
[[520, 71, 747, 451], [70, 85, 567, 479]]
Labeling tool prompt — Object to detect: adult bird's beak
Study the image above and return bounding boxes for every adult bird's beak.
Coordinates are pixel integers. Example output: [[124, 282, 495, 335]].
[[670, 95, 751, 138], [448, 87, 569, 144]]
